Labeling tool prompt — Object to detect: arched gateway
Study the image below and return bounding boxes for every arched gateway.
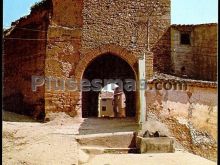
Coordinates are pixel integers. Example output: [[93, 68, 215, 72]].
[[75, 44, 138, 80], [3, 0, 169, 124], [74, 44, 145, 122]]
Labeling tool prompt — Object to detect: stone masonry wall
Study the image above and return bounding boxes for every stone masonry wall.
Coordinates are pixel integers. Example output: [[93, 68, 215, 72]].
[[171, 24, 217, 81], [193, 24, 217, 81], [44, 0, 171, 117], [3, 2, 52, 119], [146, 76, 217, 160], [82, 0, 171, 74], [44, 0, 83, 117]]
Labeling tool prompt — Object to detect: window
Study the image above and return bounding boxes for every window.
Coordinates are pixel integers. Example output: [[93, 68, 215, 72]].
[[102, 106, 106, 111], [180, 33, 191, 45]]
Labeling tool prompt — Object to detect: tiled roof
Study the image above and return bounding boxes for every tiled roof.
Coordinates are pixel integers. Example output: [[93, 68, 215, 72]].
[[148, 72, 217, 88]]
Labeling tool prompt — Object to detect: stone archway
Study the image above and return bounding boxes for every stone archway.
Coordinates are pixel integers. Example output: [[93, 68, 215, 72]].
[[75, 44, 139, 119], [75, 44, 138, 81], [82, 53, 136, 118]]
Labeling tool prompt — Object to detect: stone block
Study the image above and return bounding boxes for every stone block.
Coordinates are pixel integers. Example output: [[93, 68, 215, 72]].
[[136, 136, 175, 153]]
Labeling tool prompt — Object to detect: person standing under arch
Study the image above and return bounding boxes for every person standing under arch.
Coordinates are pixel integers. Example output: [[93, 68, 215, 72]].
[[113, 87, 126, 118]]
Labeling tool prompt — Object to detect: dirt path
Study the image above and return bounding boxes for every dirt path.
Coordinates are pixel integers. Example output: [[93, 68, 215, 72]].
[[84, 151, 216, 165], [3, 122, 79, 165], [2, 112, 217, 165], [2, 112, 138, 165]]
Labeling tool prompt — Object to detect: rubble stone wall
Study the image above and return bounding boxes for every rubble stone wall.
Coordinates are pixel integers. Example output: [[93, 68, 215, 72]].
[[3, 0, 217, 122], [146, 79, 217, 148], [81, 0, 171, 74], [171, 24, 217, 81], [3, 4, 51, 119], [44, 0, 171, 117], [44, 0, 84, 117]]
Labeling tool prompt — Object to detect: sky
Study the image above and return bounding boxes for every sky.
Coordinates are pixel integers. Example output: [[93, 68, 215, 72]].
[[171, 0, 218, 24], [3, 0, 218, 27], [102, 84, 118, 92]]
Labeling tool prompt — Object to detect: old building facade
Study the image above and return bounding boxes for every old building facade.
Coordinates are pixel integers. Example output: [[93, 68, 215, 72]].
[[4, 0, 171, 121], [3, 0, 217, 124], [98, 91, 114, 117], [171, 24, 217, 81]]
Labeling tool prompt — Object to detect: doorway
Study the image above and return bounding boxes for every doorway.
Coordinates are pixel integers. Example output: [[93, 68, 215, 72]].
[[82, 53, 136, 118]]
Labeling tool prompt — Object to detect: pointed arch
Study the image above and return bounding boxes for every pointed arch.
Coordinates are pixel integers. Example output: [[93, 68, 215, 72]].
[[74, 44, 138, 81]]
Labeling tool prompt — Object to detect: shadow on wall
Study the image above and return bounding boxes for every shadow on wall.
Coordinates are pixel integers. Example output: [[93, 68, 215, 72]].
[[3, 92, 45, 121], [152, 28, 171, 73], [2, 111, 37, 122], [3, 0, 53, 122]]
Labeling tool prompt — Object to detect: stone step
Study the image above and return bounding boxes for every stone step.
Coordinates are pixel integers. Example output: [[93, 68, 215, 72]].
[[76, 132, 176, 154], [76, 132, 136, 148], [81, 146, 138, 154]]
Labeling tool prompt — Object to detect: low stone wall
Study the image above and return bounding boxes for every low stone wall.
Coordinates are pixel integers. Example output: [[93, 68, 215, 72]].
[[136, 136, 175, 153], [147, 81, 217, 140], [146, 77, 217, 160]]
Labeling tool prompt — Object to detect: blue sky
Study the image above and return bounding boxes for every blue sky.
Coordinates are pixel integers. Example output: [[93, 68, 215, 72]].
[[171, 0, 218, 24], [3, 0, 218, 27]]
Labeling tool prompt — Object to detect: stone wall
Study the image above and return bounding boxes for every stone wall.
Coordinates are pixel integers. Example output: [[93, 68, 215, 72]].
[[146, 76, 217, 160], [4, 0, 217, 122], [44, 0, 83, 117], [3, 2, 52, 119], [147, 83, 217, 139], [82, 0, 171, 74], [171, 24, 217, 81], [44, 0, 171, 117]]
